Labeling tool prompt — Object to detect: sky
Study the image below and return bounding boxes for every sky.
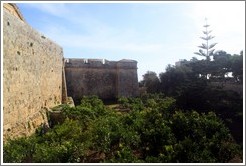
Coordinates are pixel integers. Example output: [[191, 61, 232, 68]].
[[15, 1, 245, 81]]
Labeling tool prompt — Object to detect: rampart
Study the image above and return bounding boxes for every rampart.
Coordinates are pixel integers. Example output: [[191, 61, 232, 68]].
[[65, 58, 139, 103], [3, 4, 65, 141], [3, 3, 139, 141]]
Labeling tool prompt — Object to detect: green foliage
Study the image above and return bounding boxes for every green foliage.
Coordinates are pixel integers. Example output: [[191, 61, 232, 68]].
[[144, 51, 243, 146], [170, 111, 239, 162], [159, 64, 196, 96], [3, 95, 242, 163], [194, 19, 217, 61], [107, 146, 142, 163], [140, 71, 160, 93], [230, 52, 243, 83], [4, 136, 36, 163]]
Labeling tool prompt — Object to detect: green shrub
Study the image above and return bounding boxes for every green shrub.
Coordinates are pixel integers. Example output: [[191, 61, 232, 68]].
[[3, 95, 242, 163]]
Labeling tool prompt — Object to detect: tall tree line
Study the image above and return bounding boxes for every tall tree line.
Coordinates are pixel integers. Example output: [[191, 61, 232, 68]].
[[140, 50, 243, 145]]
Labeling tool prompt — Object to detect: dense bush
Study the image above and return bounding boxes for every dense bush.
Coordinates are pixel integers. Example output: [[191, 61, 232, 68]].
[[3, 95, 242, 163], [141, 52, 243, 146]]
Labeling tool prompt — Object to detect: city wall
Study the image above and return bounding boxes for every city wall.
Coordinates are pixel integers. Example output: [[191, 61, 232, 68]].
[[3, 5, 65, 141], [65, 59, 139, 103], [3, 3, 139, 141]]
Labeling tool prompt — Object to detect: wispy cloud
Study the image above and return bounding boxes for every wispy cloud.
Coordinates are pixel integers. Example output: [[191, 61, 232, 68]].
[[24, 3, 166, 54], [25, 3, 71, 17], [43, 26, 165, 53], [18, 2, 244, 80]]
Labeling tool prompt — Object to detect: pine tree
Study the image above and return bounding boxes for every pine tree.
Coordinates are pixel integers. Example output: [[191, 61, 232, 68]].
[[194, 18, 217, 61]]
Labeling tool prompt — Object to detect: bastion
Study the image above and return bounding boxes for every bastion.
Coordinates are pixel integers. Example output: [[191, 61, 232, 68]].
[[3, 3, 139, 141], [65, 58, 139, 104]]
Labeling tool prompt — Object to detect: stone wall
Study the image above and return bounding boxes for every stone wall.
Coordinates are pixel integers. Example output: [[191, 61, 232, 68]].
[[3, 3, 139, 141], [3, 7, 64, 141], [65, 59, 139, 103], [117, 60, 139, 98], [3, 3, 25, 21]]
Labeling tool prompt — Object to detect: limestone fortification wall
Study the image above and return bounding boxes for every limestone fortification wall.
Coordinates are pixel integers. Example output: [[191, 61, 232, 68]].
[[3, 6, 64, 141], [3, 3, 139, 141], [65, 59, 139, 103], [117, 60, 139, 98]]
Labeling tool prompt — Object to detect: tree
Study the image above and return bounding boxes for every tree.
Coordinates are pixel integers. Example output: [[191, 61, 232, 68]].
[[159, 64, 195, 96], [231, 51, 243, 83], [190, 57, 198, 62], [194, 18, 217, 61], [211, 50, 231, 80], [140, 71, 160, 93]]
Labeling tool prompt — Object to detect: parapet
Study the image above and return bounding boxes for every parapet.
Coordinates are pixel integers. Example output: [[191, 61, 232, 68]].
[[3, 3, 25, 22], [65, 58, 137, 69], [117, 59, 138, 69]]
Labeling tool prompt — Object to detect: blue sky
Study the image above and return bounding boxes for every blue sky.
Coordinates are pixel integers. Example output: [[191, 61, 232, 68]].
[[16, 1, 245, 80]]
